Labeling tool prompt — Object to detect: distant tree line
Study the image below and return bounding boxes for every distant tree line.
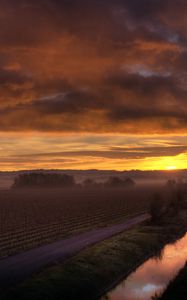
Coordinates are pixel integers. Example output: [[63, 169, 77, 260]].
[[13, 173, 75, 188], [83, 176, 135, 188], [12, 173, 136, 189], [150, 179, 187, 223]]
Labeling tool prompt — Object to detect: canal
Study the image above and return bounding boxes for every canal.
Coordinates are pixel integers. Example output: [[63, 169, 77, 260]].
[[102, 232, 187, 300]]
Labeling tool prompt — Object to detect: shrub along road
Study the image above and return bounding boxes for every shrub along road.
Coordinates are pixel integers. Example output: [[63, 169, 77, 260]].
[[0, 213, 150, 288]]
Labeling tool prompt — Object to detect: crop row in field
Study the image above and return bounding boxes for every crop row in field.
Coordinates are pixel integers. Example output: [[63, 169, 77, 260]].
[[0, 185, 159, 257]]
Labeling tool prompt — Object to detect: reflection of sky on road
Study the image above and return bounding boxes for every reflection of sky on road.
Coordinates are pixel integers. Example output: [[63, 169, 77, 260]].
[[102, 233, 187, 300]]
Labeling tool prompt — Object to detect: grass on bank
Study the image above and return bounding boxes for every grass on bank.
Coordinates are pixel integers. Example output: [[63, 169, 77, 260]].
[[2, 212, 187, 300]]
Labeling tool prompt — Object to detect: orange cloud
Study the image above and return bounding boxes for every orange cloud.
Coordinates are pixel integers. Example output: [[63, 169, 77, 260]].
[[1, 1, 187, 169]]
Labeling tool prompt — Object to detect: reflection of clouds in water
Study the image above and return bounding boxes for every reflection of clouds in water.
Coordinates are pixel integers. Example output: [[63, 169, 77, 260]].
[[142, 283, 162, 293], [131, 283, 163, 298], [105, 233, 187, 300], [106, 280, 164, 300]]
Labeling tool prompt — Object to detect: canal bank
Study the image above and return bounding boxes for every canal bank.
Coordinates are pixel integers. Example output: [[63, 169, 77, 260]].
[[2, 211, 187, 300], [101, 232, 187, 300]]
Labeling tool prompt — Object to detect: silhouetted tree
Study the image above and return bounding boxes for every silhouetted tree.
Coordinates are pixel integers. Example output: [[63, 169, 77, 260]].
[[105, 176, 135, 188], [150, 193, 164, 222], [83, 178, 95, 188], [166, 179, 176, 189], [124, 177, 135, 187], [12, 173, 76, 188], [169, 187, 184, 212]]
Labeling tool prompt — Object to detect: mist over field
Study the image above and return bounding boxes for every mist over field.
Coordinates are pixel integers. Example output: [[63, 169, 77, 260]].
[[0, 169, 184, 190], [0, 174, 14, 190]]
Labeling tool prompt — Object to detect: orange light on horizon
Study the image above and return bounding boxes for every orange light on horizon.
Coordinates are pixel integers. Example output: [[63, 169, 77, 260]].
[[166, 165, 177, 171]]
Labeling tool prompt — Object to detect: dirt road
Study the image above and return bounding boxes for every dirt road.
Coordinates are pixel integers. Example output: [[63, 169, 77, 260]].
[[0, 213, 150, 288]]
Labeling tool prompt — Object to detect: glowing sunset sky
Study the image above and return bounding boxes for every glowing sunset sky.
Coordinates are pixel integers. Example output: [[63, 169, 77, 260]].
[[1, 0, 187, 171]]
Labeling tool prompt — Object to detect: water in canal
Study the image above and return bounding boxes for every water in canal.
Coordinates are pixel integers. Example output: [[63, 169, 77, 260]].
[[102, 232, 187, 300]]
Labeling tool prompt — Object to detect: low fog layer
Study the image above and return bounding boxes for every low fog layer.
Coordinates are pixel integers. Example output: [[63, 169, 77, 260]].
[[0, 169, 186, 190]]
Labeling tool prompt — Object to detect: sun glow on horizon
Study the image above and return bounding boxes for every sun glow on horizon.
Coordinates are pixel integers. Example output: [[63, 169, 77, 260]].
[[133, 154, 187, 171], [166, 165, 177, 171], [1, 133, 187, 171]]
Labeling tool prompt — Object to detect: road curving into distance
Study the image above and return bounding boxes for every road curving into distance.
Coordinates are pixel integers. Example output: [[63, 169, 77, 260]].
[[0, 213, 150, 288]]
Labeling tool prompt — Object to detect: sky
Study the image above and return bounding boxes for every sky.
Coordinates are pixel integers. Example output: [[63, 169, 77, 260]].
[[1, 0, 187, 171]]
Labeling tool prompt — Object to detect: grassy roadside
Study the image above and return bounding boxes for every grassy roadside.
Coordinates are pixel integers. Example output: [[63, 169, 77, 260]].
[[1, 212, 187, 300], [157, 262, 187, 300]]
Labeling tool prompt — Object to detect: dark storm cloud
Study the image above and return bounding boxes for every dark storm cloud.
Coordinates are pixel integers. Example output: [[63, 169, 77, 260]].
[[0, 66, 70, 107], [0, 0, 187, 133], [0, 0, 58, 46], [106, 71, 180, 97], [34, 78, 70, 92], [1, 0, 186, 47], [0, 69, 187, 133], [0, 68, 31, 85], [105, 71, 187, 123]]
